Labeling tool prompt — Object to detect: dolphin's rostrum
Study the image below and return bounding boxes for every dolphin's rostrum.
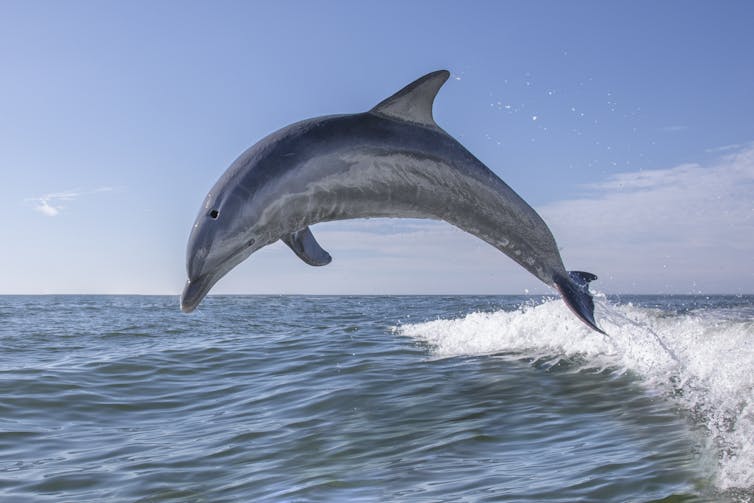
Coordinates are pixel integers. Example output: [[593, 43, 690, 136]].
[[181, 70, 605, 333]]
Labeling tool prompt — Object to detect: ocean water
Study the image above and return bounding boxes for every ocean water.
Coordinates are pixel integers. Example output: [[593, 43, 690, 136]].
[[0, 295, 752, 502]]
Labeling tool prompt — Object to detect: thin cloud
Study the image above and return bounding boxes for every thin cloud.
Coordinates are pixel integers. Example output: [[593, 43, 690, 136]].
[[705, 143, 743, 154], [27, 187, 114, 217], [659, 125, 689, 133], [540, 142, 754, 292], [35, 200, 61, 217]]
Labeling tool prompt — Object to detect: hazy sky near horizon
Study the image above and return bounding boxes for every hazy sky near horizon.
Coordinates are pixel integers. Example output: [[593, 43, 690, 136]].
[[1, 1, 753, 295]]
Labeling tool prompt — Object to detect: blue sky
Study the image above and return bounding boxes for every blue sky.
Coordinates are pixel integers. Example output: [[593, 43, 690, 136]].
[[1, 1, 753, 295]]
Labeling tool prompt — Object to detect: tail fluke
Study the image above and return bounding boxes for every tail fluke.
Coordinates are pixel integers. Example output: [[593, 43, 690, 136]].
[[554, 271, 606, 334]]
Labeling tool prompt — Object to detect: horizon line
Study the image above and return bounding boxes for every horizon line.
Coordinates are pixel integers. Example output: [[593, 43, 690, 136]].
[[0, 293, 751, 297]]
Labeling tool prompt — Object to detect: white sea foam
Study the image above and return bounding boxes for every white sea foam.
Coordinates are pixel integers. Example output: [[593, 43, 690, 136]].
[[396, 298, 754, 492]]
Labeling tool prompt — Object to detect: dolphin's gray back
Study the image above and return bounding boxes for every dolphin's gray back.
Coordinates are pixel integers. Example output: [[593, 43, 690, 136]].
[[226, 112, 566, 285]]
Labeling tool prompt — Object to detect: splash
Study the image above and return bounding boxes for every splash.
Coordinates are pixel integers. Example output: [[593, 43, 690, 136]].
[[395, 298, 754, 493]]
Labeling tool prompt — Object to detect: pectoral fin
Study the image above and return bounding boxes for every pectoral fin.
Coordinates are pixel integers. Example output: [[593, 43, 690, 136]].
[[282, 227, 332, 266]]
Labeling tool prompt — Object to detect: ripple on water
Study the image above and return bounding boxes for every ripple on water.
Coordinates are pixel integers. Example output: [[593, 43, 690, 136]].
[[0, 295, 748, 501]]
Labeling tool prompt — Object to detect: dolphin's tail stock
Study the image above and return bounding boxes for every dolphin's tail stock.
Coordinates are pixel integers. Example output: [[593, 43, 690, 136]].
[[554, 271, 606, 334]]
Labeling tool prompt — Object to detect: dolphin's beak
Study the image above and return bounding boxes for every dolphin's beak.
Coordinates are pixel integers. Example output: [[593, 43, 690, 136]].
[[180, 242, 257, 313], [180, 275, 213, 313]]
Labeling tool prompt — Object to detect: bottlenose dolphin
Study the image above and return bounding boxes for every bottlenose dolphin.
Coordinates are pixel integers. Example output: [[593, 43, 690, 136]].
[[181, 70, 604, 333]]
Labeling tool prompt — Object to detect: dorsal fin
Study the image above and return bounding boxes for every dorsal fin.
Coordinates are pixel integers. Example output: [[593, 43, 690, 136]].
[[370, 70, 450, 127]]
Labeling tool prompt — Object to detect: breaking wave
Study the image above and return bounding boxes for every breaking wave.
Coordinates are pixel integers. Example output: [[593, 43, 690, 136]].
[[396, 297, 754, 495]]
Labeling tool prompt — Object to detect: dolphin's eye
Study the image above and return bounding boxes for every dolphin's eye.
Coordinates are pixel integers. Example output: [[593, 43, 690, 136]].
[[208, 209, 219, 219]]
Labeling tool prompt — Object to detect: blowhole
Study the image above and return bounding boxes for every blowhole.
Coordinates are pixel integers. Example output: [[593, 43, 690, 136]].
[[209, 209, 219, 219]]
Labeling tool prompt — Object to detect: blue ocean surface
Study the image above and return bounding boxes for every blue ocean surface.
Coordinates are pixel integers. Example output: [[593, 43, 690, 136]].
[[0, 295, 752, 502]]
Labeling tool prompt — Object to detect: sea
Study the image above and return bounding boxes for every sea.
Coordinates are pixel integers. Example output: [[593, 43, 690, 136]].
[[0, 294, 752, 502]]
